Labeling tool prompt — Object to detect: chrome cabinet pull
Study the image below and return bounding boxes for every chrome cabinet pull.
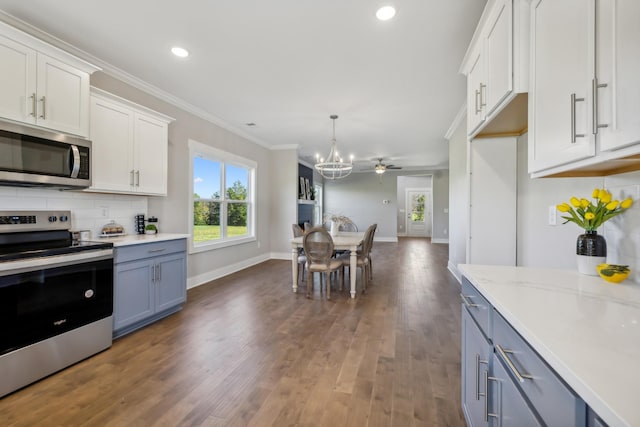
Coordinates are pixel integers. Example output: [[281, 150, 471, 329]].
[[474, 89, 481, 114], [148, 249, 166, 253], [460, 293, 479, 308], [570, 93, 585, 143], [30, 93, 37, 117], [39, 96, 46, 119], [484, 371, 499, 422], [157, 264, 161, 281], [151, 264, 156, 282], [130, 170, 135, 186], [479, 83, 486, 108], [135, 170, 140, 187], [592, 78, 609, 134], [475, 354, 488, 400], [496, 344, 533, 383]]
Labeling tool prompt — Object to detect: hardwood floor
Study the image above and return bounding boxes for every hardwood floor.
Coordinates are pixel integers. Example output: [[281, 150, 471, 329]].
[[0, 238, 465, 427]]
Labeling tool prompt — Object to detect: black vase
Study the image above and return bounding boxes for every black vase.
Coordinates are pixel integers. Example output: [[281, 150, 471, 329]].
[[576, 230, 606, 275], [576, 230, 607, 257]]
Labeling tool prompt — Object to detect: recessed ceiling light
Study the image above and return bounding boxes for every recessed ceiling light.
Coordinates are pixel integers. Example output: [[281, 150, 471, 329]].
[[376, 6, 396, 21], [171, 47, 189, 58]]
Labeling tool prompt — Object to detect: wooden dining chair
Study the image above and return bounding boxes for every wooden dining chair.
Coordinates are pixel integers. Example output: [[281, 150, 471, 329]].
[[303, 227, 343, 299], [292, 224, 306, 282], [339, 224, 376, 294], [338, 220, 358, 232]]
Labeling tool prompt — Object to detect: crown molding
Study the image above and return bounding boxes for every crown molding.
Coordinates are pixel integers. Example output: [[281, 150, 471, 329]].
[[444, 103, 467, 140]]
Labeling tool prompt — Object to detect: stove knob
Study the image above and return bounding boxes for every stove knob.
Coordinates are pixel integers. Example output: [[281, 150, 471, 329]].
[[48, 216, 57, 222], [60, 215, 68, 222]]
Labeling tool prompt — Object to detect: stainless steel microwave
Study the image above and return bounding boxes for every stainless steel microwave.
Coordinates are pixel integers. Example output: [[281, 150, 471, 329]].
[[0, 122, 91, 189]]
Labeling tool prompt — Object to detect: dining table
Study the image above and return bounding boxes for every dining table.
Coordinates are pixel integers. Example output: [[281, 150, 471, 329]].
[[291, 231, 365, 298]]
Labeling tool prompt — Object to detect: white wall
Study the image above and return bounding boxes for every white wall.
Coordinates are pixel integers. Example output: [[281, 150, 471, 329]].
[[447, 113, 468, 281], [270, 148, 298, 258], [323, 172, 399, 241]]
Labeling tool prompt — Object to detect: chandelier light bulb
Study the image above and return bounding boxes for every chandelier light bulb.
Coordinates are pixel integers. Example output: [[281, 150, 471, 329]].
[[376, 6, 396, 21]]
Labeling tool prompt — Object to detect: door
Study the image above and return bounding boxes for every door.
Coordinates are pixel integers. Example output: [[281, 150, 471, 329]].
[[0, 34, 37, 125], [467, 48, 486, 135], [134, 112, 168, 195], [596, 0, 640, 152], [406, 188, 431, 237], [529, 0, 594, 172], [155, 253, 187, 313], [485, 0, 512, 115], [462, 308, 491, 427], [89, 95, 135, 193], [113, 259, 154, 331], [37, 53, 90, 137]]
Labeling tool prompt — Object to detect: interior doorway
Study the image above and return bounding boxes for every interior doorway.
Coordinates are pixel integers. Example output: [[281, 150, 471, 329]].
[[405, 188, 432, 237]]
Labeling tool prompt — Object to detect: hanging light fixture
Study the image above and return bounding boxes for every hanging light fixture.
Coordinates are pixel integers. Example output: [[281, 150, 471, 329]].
[[315, 115, 353, 180]]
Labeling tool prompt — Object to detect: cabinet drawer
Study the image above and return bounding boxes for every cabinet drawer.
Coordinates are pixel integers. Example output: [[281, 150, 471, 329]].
[[461, 277, 492, 340], [115, 239, 187, 264], [492, 310, 586, 426]]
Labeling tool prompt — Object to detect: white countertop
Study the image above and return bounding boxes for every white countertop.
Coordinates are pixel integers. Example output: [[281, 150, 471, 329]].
[[458, 264, 640, 427], [92, 233, 189, 247]]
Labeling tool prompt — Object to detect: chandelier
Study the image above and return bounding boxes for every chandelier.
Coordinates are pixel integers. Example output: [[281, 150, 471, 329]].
[[314, 115, 353, 180]]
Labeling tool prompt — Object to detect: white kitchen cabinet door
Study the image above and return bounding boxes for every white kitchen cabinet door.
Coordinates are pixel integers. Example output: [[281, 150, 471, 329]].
[[596, 0, 640, 152], [133, 113, 168, 195], [0, 35, 37, 125], [484, 0, 512, 116], [89, 96, 135, 193], [529, 0, 595, 173], [36, 53, 90, 137], [467, 48, 486, 135]]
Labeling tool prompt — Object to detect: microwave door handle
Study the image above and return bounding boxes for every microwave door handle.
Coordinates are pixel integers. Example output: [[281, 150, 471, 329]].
[[69, 145, 81, 178]]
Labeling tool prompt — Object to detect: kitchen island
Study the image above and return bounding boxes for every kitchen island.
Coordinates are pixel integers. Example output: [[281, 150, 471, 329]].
[[459, 264, 640, 426]]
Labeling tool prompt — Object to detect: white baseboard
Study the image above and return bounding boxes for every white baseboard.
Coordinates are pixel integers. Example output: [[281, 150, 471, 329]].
[[447, 261, 462, 283], [375, 237, 398, 243], [432, 238, 449, 244], [187, 253, 270, 289], [271, 252, 292, 260], [397, 232, 407, 237]]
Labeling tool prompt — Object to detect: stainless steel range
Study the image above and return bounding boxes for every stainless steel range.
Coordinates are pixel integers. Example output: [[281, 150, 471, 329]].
[[0, 210, 114, 398]]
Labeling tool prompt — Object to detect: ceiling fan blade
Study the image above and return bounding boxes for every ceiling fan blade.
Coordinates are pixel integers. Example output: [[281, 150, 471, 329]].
[[386, 165, 402, 169]]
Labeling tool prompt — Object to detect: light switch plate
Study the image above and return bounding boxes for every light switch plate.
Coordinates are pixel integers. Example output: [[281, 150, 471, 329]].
[[548, 205, 557, 225]]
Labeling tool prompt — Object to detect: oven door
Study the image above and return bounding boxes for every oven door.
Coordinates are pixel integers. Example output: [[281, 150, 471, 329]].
[[0, 250, 113, 356]]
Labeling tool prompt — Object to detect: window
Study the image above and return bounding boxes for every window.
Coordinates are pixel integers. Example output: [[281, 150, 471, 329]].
[[189, 140, 256, 252]]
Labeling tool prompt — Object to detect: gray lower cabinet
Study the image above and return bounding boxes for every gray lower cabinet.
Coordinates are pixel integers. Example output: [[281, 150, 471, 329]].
[[461, 277, 593, 426], [113, 239, 186, 338]]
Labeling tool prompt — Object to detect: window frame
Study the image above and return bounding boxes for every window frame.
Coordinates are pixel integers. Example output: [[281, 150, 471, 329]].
[[188, 139, 256, 253]]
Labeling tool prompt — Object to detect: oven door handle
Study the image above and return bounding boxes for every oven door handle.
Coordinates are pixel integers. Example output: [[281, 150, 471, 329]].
[[0, 250, 113, 277]]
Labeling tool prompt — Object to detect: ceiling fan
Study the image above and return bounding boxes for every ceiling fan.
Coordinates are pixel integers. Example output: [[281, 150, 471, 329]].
[[374, 158, 402, 174]]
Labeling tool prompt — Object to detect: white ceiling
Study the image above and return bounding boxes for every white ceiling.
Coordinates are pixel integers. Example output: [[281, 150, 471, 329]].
[[0, 1, 486, 172]]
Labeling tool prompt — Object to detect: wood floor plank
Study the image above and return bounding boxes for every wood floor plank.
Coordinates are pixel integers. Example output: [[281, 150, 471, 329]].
[[0, 238, 465, 427]]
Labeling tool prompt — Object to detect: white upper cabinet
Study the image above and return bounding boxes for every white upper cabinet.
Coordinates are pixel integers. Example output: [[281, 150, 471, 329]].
[[529, 0, 640, 177], [461, 0, 529, 138], [88, 88, 174, 196], [529, 0, 594, 172], [0, 21, 98, 137], [595, 0, 640, 153]]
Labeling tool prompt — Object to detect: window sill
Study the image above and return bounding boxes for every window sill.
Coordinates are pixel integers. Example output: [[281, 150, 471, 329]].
[[189, 235, 256, 254]]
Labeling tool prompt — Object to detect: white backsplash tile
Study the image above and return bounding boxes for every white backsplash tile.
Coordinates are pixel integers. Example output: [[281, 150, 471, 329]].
[[0, 187, 148, 239], [603, 171, 640, 284]]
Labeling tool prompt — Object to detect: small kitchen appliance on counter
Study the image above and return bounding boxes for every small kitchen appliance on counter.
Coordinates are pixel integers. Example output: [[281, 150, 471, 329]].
[[0, 210, 114, 398]]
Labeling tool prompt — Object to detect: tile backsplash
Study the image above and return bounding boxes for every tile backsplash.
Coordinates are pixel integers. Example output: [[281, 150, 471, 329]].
[[0, 186, 148, 238], [603, 171, 640, 283]]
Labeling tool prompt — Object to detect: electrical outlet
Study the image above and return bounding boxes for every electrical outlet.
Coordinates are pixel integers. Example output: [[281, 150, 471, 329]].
[[548, 205, 557, 225]]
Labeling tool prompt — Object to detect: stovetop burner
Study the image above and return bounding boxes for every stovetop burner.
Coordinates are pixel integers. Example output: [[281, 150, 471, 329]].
[[0, 210, 113, 262]]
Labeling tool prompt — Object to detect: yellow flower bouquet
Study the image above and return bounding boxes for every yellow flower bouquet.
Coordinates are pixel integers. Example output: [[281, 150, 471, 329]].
[[557, 188, 633, 231]]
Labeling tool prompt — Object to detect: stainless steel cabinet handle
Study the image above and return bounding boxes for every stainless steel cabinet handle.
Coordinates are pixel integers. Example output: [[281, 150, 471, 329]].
[[135, 170, 140, 187], [592, 78, 609, 134], [148, 249, 166, 253], [460, 293, 478, 308], [130, 170, 135, 186], [479, 83, 486, 108], [496, 344, 533, 383], [151, 264, 156, 282], [30, 93, 37, 117], [39, 96, 46, 119], [484, 371, 499, 422], [474, 89, 481, 114], [570, 93, 585, 143], [157, 264, 161, 282], [475, 354, 489, 401]]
